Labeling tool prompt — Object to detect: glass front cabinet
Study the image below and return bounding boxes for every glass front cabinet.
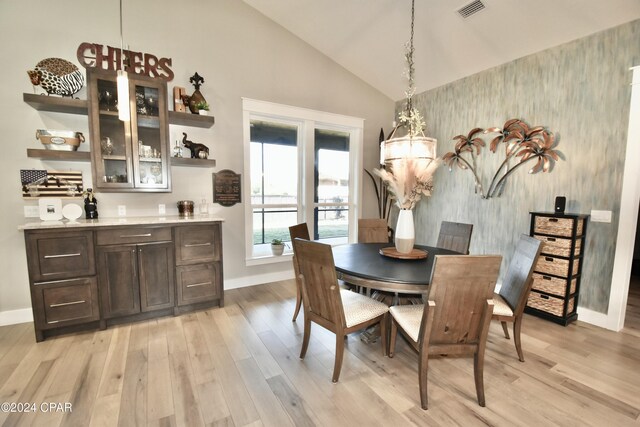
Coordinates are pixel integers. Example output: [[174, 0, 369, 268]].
[[87, 69, 171, 192]]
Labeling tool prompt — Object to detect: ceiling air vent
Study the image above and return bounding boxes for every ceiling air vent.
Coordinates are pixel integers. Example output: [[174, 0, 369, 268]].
[[457, 0, 486, 19]]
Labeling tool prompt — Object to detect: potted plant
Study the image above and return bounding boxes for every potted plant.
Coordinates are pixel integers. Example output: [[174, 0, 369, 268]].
[[271, 238, 286, 256], [195, 101, 210, 115]]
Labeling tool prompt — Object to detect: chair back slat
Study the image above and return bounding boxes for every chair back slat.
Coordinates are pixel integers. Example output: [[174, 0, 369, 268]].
[[293, 238, 345, 327], [358, 218, 390, 243], [423, 255, 501, 345], [499, 235, 542, 314], [289, 223, 310, 241], [436, 221, 473, 254]]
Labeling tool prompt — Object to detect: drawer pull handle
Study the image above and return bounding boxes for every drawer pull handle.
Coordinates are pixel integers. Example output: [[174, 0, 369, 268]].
[[185, 243, 211, 247], [120, 233, 152, 238], [50, 300, 85, 308], [47, 315, 87, 324], [540, 294, 550, 300], [545, 257, 554, 262], [548, 218, 559, 223], [43, 253, 81, 259], [186, 282, 211, 288], [542, 275, 552, 280], [546, 237, 556, 242]]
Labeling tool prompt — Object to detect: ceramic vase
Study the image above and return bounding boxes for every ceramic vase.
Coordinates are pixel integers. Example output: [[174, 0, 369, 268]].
[[395, 209, 415, 254]]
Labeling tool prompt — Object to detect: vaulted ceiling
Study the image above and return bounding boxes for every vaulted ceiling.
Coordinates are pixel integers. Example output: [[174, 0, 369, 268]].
[[243, 0, 640, 100]]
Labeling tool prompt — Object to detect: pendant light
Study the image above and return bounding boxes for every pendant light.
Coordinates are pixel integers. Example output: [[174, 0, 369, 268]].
[[117, 0, 130, 121]]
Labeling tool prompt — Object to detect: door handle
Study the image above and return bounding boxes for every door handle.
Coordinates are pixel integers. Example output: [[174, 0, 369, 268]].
[[43, 253, 81, 259]]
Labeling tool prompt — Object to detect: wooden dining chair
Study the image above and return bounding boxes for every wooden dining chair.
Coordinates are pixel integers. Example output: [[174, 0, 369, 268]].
[[289, 223, 311, 322], [436, 221, 473, 254], [388, 254, 501, 410], [358, 218, 391, 243], [293, 238, 389, 382], [492, 234, 542, 362]]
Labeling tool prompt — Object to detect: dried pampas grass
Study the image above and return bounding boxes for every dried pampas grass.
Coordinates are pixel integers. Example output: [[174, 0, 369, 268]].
[[374, 158, 440, 210]]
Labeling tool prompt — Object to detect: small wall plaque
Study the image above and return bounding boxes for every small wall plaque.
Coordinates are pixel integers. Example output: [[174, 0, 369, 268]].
[[213, 169, 241, 207]]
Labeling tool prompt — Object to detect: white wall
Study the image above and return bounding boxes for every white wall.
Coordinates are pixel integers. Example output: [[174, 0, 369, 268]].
[[0, 0, 393, 318]]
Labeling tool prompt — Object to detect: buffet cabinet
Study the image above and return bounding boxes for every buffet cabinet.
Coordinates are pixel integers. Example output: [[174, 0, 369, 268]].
[[24, 221, 223, 341], [525, 211, 588, 325]]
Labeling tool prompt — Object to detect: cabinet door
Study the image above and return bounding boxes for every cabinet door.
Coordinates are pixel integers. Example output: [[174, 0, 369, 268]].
[[138, 242, 175, 312], [130, 78, 170, 191], [176, 262, 221, 306], [88, 70, 135, 191], [97, 244, 140, 318]]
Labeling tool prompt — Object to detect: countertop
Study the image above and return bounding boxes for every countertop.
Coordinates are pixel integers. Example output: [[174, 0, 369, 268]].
[[18, 215, 225, 231]]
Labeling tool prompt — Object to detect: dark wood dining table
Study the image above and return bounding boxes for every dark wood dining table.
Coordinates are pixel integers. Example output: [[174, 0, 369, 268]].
[[332, 242, 461, 294]]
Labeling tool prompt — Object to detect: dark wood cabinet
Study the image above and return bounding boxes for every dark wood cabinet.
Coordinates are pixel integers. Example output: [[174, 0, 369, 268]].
[[174, 223, 224, 307], [23, 220, 222, 341], [96, 228, 174, 318], [87, 69, 171, 192], [525, 212, 589, 325]]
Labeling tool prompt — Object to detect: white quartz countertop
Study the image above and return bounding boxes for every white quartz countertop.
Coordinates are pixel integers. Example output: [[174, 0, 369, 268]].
[[18, 215, 225, 231]]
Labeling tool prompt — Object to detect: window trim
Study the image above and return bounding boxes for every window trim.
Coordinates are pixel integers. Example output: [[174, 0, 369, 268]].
[[242, 98, 364, 266]]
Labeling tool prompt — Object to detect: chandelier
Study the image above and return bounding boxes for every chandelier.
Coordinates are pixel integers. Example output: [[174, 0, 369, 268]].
[[380, 0, 436, 169]]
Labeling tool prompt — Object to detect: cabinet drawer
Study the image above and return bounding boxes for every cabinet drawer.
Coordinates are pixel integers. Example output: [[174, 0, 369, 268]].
[[535, 255, 579, 278], [531, 273, 577, 297], [26, 231, 95, 281], [534, 216, 584, 237], [533, 234, 581, 257], [33, 277, 99, 329], [96, 226, 171, 246], [175, 224, 221, 265], [176, 263, 221, 305]]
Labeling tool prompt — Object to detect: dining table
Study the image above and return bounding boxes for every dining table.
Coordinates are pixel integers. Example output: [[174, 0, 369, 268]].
[[332, 242, 461, 294]]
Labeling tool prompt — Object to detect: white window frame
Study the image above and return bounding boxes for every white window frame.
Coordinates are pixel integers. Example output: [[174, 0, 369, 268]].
[[242, 98, 364, 266]]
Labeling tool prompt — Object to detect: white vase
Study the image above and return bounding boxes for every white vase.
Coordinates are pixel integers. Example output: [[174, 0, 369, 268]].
[[395, 209, 415, 254]]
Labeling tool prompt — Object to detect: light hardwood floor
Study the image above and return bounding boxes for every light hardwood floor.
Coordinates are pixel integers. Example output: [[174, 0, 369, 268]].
[[2, 279, 640, 427]]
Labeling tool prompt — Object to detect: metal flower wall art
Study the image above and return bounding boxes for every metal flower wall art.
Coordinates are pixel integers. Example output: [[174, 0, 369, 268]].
[[442, 119, 562, 199]]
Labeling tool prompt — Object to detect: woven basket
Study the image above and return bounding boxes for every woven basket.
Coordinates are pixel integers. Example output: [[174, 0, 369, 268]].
[[534, 217, 584, 237], [531, 273, 577, 297], [535, 256, 580, 278], [527, 291, 565, 316], [534, 234, 581, 257]]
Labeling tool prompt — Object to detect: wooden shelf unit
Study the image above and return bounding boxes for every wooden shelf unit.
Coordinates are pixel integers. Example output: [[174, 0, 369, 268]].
[[525, 211, 589, 326], [168, 111, 215, 128], [23, 93, 88, 115], [170, 157, 217, 168], [27, 149, 91, 162]]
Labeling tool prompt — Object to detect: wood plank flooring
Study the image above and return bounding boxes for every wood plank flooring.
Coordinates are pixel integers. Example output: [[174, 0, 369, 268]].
[[2, 279, 640, 426]]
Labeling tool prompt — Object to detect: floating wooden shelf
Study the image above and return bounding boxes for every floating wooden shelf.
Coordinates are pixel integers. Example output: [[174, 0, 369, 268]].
[[27, 149, 91, 162], [168, 111, 215, 128], [23, 93, 88, 115], [170, 157, 216, 168]]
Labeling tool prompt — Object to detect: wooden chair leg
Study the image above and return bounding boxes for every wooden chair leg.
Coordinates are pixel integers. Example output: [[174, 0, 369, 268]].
[[292, 280, 302, 322], [418, 348, 430, 410], [513, 315, 525, 362], [389, 317, 398, 358], [380, 313, 388, 357], [500, 321, 510, 339], [474, 351, 486, 407], [299, 316, 311, 359], [332, 333, 345, 383]]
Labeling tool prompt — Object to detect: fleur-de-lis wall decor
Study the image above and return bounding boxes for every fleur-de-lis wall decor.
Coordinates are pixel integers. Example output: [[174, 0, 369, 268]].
[[442, 119, 562, 199]]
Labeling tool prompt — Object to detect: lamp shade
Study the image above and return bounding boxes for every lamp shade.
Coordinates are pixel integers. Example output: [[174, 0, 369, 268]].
[[380, 135, 437, 166]]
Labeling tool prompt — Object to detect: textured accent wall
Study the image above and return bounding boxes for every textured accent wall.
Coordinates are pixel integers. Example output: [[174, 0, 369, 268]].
[[403, 19, 640, 313]]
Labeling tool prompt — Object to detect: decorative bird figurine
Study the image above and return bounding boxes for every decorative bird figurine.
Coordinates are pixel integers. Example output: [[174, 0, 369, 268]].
[[27, 58, 84, 97]]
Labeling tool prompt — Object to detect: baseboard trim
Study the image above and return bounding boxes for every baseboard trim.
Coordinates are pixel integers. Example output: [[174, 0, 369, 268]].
[[224, 270, 295, 290], [0, 308, 33, 327], [576, 306, 616, 331]]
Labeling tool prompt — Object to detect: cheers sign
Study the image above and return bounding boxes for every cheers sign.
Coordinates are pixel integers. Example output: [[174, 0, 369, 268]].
[[76, 42, 174, 81]]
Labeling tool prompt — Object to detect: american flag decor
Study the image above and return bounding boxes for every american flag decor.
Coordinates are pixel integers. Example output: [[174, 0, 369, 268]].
[[21, 169, 83, 198]]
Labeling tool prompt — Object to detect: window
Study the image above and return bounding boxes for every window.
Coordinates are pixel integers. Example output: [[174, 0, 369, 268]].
[[243, 98, 363, 264]]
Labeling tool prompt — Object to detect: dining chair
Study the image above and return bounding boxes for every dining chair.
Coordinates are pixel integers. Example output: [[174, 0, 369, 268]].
[[492, 234, 542, 362], [388, 254, 501, 410], [289, 223, 311, 322], [293, 238, 389, 383], [358, 218, 391, 243], [436, 221, 473, 254]]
